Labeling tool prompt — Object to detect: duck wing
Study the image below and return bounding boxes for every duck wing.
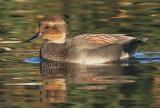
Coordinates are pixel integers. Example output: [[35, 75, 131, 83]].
[[70, 34, 136, 50]]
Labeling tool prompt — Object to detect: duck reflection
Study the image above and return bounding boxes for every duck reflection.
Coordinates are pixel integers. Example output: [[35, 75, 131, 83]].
[[39, 61, 67, 103], [39, 61, 139, 103]]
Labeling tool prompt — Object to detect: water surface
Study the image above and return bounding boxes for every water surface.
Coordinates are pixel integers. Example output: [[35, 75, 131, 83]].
[[0, 0, 160, 108]]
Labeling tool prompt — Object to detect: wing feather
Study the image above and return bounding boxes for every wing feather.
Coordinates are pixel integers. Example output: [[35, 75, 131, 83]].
[[70, 34, 135, 49]]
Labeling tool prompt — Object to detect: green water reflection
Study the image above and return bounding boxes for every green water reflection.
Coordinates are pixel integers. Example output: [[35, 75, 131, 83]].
[[0, 0, 160, 108]]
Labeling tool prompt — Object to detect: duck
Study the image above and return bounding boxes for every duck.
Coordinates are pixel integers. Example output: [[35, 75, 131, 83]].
[[25, 15, 147, 64]]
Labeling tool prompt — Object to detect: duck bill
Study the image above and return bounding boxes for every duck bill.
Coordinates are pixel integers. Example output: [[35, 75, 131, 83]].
[[24, 22, 43, 42], [24, 32, 43, 42]]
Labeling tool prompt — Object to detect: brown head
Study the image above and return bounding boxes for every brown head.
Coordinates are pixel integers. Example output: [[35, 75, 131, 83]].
[[25, 15, 68, 43]]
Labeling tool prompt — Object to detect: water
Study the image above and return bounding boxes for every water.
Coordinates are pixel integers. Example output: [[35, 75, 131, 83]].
[[0, 0, 160, 108], [24, 52, 160, 64]]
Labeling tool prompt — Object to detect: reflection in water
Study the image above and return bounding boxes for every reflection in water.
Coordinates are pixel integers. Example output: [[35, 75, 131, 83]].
[[40, 62, 67, 103], [133, 52, 160, 63], [39, 61, 140, 103]]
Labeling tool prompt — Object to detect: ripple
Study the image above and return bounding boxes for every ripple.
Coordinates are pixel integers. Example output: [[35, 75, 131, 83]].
[[4, 82, 43, 86], [9, 10, 36, 13], [76, 85, 107, 90], [0, 41, 22, 43], [134, 52, 160, 63], [13, 0, 33, 2]]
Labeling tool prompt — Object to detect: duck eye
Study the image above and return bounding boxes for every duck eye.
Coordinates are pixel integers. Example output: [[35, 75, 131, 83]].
[[44, 26, 50, 29]]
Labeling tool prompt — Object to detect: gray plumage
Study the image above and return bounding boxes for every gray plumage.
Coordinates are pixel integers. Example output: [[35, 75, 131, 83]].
[[40, 34, 145, 64]]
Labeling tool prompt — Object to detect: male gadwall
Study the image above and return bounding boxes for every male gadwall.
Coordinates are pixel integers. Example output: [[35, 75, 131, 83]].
[[26, 15, 147, 64]]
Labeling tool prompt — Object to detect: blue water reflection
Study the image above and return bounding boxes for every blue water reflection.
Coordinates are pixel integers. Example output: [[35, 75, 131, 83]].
[[133, 52, 160, 63], [24, 52, 160, 64], [24, 57, 41, 64]]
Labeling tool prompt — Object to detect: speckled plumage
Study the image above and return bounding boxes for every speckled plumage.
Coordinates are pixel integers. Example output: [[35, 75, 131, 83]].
[[40, 42, 66, 61]]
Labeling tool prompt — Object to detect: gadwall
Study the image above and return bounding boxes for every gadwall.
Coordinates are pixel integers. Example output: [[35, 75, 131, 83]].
[[26, 15, 147, 64]]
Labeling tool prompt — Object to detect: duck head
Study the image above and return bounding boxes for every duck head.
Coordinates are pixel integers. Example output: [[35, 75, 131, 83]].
[[25, 15, 68, 43]]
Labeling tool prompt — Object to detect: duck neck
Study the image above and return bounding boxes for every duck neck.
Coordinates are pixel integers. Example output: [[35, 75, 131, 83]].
[[49, 38, 66, 43], [48, 24, 68, 43], [48, 33, 66, 43]]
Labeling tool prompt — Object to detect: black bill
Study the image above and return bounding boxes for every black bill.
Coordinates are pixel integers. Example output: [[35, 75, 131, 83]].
[[24, 32, 43, 42], [24, 22, 43, 42]]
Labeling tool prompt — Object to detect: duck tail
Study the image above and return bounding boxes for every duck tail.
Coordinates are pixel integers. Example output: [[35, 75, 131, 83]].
[[122, 38, 148, 56]]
